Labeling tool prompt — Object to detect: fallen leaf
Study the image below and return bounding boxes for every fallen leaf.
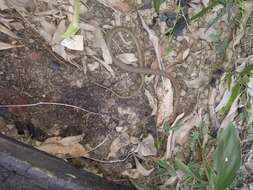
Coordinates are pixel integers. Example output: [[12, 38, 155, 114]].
[[164, 131, 175, 159], [36, 135, 87, 158], [174, 112, 199, 145], [93, 24, 114, 77], [107, 133, 130, 158], [139, 13, 163, 72], [164, 113, 184, 159], [182, 48, 190, 61], [59, 134, 84, 145], [0, 24, 19, 39], [144, 89, 157, 116], [122, 157, 154, 179], [37, 142, 87, 158], [184, 71, 209, 89], [156, 78, 174, 127], [136, 134, 157, 157], [209, 88, 220, 128], [248, 75, 253, 97], [61, 35, 84, 51], [0, 41, 23, 50], [116, 53, 138, 66]]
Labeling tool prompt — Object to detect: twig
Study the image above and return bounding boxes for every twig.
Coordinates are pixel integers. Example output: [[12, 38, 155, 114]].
[[0, 102, 112, 118], [84, 135, 109, 154], [82, 152, 133, 164]]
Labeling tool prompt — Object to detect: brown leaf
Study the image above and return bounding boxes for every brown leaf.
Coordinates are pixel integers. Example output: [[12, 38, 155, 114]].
[[136, 134, 157, 157], [0, 41, 23, 50], [174, 112, 199, 145], [156, 78, 174, 127], [37, 142, 87, 158], [36, 135, 86, 158], [108, 133, 130, 158], [122, 157, 154, 179]]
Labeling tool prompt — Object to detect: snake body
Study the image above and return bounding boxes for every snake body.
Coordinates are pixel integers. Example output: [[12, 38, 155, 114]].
[[106, 27, 179, 120]]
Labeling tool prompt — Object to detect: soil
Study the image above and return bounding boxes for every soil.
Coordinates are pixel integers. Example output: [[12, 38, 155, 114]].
[[0, 0, 203, 185], [0, 8, 154, 181]]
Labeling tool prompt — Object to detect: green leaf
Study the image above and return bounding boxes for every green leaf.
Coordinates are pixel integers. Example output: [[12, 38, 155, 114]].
[[130, 180, 151, 190], [190, 0, 220, 21], [175, 159, 205, 184], [213, 123, 241, 190], [153, 0, 166, 12], [222, 82, 240, 114], [222, 63, 253, 114], [62, 0, 81, 38], [156, 160, 177, 176]]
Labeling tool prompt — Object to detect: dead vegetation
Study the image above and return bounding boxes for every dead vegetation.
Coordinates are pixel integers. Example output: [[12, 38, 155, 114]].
[[0, 0, 253, 189]]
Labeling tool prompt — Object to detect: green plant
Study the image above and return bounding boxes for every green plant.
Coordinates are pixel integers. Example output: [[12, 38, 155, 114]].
[[130, 180, 151, 190], [223, 63, 253, 114], [175, 123, 241, 190], [62, 0, 81, 38], [153, 0, 166, 12]]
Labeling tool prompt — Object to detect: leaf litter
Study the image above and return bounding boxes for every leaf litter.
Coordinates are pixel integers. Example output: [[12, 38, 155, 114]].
[[0, 0, 253, 189]]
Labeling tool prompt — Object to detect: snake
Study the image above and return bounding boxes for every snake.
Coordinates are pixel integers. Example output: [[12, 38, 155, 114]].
[[105, 26, 180, 121]]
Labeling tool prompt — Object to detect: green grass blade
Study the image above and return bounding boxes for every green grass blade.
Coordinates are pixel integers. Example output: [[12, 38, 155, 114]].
[[190, 0, 220, 22], [62, 0, 81, 38], [153, 0, 166, 12]]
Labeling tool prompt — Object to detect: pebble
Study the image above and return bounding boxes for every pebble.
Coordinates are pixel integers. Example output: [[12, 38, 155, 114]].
[[116, 127, 124, 132]]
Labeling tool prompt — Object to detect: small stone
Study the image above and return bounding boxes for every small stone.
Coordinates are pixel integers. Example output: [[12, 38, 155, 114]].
[[116, 127, 123, 132]]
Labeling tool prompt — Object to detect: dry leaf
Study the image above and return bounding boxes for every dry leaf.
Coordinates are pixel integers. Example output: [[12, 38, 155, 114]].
[[144, 89, 157, 116], [37, 142, 87, 158], [0, 41, 23, 50], [0, 24, 19, 39], [116, 53, 137, 66], [136, 134, 157, 157], [59, 134, 84, 145], [93, 25, 115, 77], [122, 157, 154, 179], [174, 112, 199, 145], [156, 78, 174, 127], [36, 135, 87, 158], [164, 113, 184, 159], [248, 75, 253, 97], [208, 88, 220, 128], [164, 131, 175, 159], [61, 35, 84, 51], [107, 133, 130, 158], [182, 48, 190, 61], [139, 13, 163, 71], [184, 71, 209, 89]]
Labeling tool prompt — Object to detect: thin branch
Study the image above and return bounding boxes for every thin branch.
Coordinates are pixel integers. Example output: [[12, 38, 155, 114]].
[[84, 135, 109, 154], [0, 101, 113, 118], [82, 152, 133, 164]]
